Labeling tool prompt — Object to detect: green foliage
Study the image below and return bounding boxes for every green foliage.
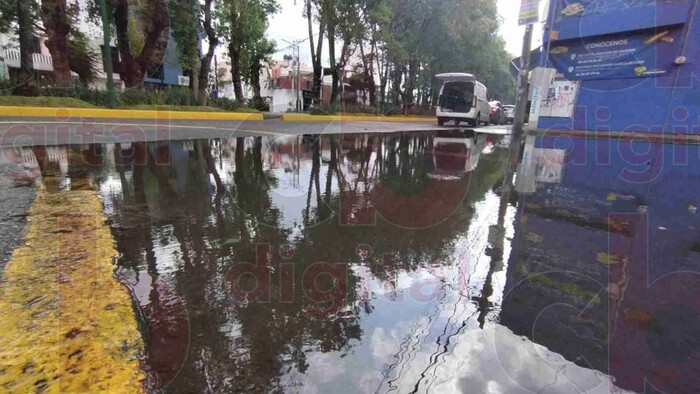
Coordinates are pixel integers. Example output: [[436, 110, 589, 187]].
[[359, 0, 516, 105], [119, 86, 194, 106], [0, 0, 17, 34], [208, 96, 243, 111], [126, 17, 145, 55], [167, 0, 201, 70]]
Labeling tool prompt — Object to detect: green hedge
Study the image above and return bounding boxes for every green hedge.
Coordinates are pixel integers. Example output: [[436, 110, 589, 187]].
[[36, 85, 250, 112]]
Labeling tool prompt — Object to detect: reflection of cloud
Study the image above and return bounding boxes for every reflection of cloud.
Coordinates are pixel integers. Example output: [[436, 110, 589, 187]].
[[428, 325, 630, 394], [370, 327, 403, 364], [278, 352, 347, 394]]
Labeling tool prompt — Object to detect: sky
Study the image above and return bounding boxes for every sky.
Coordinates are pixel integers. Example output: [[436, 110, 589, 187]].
[[266, 0, 546, 64]]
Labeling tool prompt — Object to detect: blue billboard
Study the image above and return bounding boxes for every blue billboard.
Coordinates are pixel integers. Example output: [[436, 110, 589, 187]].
[[548, 26, 683, 80]]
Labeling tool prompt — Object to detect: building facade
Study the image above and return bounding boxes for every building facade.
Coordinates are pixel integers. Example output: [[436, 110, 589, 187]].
[[0, 33, 192, 91], [535, 0, 699, 134]]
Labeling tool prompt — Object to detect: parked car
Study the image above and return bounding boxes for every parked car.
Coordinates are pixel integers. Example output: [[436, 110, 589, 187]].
[[503, 105, 515, 123], [489, 101, 506, 125], [435, 73, 491, 127]]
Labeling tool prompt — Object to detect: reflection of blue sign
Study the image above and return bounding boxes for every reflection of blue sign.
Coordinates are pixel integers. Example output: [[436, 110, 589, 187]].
[[548, 27, 682, 80]]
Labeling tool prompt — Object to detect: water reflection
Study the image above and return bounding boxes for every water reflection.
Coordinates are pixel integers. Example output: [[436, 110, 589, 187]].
[[504, 134, 700, 394], [3, 130, 698, 393]]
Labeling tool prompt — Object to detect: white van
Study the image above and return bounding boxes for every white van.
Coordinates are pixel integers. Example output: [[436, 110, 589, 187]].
[[435, 73, 491, 127]]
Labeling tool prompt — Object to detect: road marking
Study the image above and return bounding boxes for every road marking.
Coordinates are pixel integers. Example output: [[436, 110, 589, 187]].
[[0, 186, 145, 392]]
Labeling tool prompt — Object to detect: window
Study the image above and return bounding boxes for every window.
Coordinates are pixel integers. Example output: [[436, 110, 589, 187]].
[[101, 46, 122, 74]]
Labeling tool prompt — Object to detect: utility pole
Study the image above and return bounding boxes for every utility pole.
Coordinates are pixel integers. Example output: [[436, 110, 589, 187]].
[[99, 0, 116, 109], [513, 24, 533, 136], [296, 44, 301, 112]]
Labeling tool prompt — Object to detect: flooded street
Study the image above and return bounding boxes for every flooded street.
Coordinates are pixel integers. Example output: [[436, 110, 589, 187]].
[[2, 130, 700, 393]]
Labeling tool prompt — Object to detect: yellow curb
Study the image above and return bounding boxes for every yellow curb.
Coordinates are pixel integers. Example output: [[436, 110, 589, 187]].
[[0, 106, 263, 121], [281, 114, 435, 122], [0, 185, 145, 392]]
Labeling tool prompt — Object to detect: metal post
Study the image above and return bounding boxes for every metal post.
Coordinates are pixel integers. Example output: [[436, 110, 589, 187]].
[[295, 42, 301, 113], [214, 54, 219, 93], [99, 0, 116, 109], [513, 24, 533, 136]]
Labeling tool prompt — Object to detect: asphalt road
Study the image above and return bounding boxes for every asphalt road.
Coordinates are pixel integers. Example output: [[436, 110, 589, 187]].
[[0, 117, 511, 147]]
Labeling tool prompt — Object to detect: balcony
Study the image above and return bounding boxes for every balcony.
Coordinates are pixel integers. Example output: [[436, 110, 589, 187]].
[[1, 49, 54, 72]]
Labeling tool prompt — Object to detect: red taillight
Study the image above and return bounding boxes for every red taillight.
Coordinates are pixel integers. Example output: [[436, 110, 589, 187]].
[[491, 107, 498, 113], [472, 95, 477, 107]]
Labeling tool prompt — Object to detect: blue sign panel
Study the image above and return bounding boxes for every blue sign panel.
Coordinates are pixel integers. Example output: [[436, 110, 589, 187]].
[[554, 0, 685, 20], [549, 0, 690, 40], [548, 27, 683, 80]]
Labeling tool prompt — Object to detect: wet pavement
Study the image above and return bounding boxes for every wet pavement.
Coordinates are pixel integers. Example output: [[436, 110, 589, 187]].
[[0, 155, 35, 269], [1, 129, 700, 393]]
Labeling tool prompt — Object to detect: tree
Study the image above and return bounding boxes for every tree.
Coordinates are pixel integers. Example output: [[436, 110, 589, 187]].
[[305, 0, 324, 106], [197, 0, 219, 106], [221, 0, 278, 104], [15, 0, 37, 95], [168, 0, 202, 102], [0, 0, 38, 95], [89, 0, 170, 87], [242, 36, 275, 107], [39, 1, 98, 87]]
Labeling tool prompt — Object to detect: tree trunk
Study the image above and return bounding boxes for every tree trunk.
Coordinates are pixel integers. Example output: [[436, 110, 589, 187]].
[[230, 45, 245, 104], [197, 58, 210, 106], [190, 61, 200, 104], [15, 0, 38, 96], [41, 0, 73, 87], [307, 0, 324, 106], [250, 63, 262, 101], [197, 0, 218, 106], [406, 57, 418, 106], [390, 60, 403, 107], [359, 42, 376, 107], [113, 0, 140, 87], [327, 24, 338, 107], [229, 3, 245, 105]]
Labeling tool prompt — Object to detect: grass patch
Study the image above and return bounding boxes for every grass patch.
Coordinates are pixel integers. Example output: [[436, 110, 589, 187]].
[[124, 105, 260, 113], [0, 96, 95, 108]]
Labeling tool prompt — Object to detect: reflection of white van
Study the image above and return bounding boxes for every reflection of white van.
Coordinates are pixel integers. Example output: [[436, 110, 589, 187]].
[[430, 133, 486, 179], [435, 73, 491, 127]]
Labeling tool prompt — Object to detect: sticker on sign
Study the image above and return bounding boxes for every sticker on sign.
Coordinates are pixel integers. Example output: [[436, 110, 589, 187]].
[[519, 0, 541, 25]]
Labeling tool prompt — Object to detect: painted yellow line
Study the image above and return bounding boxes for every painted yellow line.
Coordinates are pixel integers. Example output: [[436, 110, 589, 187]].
[[0, 120, 286, 137], [0, 187, 145, 392], [281, 114, 435, 122], [0, 106, 264, 121]]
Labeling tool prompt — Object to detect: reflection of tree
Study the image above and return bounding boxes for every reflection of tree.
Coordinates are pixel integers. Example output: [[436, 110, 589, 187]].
[[329, 133, 507, 280], [68, 133, 511, 392]]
